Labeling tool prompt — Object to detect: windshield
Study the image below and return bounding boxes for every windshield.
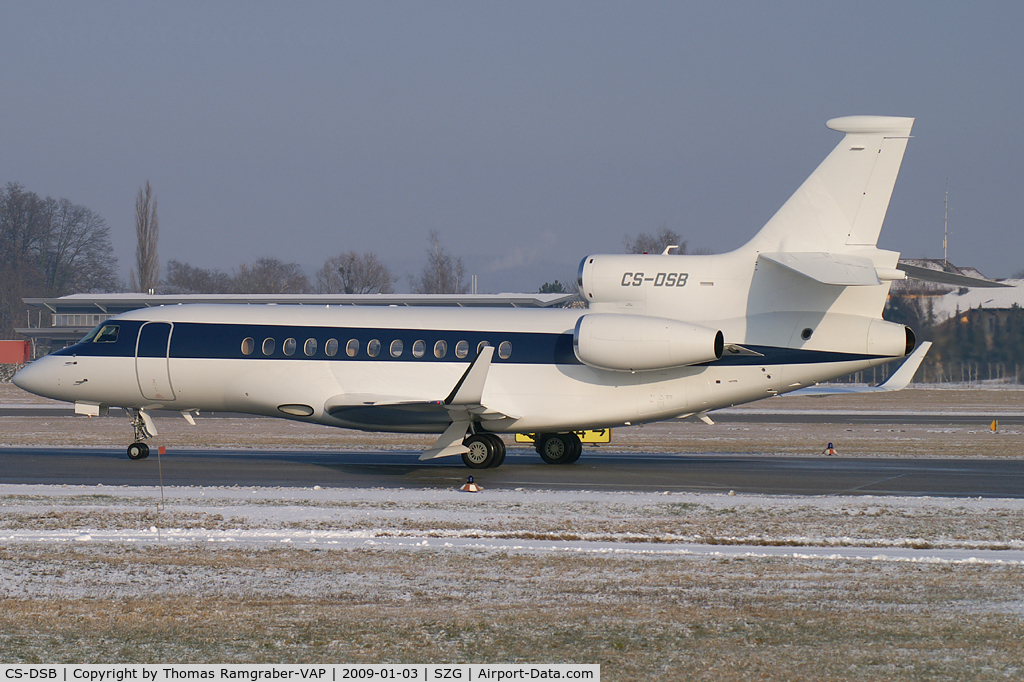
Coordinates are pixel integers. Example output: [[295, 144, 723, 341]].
[[81, 324, 119, 344]]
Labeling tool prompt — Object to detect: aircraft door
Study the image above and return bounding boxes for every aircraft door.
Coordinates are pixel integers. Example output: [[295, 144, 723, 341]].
[[136, 322, 176, 402]]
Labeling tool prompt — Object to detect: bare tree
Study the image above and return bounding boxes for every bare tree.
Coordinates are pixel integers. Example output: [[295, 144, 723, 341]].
[[0, 183, 119, 339], [0, 183, 46, 338], [130, 181, 159, 293], [37, 197, 118, 296], [410, 230, 468, 294], [232, 257, 310, 294], [315, 251, 396, 294], [624, 226, 686, 255], [163, 259, 233, 294]]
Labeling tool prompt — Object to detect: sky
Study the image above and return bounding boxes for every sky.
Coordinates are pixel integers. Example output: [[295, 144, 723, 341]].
[[2, 1, 1022, 293]]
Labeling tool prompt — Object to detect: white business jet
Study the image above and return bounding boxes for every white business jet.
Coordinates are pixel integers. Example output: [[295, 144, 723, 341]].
[[15, 116, 931, 468]]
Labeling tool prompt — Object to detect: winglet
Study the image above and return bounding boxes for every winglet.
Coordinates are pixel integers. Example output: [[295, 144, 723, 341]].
[[876, 341, 931, 391], [445, 345, 495, 405], [421, 346, 499, 460]]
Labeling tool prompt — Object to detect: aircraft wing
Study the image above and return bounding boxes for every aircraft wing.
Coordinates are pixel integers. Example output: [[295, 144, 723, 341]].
[[789, 341, 931, 395], [324, 346, 520, 460]]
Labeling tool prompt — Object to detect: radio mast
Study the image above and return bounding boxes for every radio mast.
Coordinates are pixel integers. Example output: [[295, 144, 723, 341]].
[[943, 180, 949, 267]]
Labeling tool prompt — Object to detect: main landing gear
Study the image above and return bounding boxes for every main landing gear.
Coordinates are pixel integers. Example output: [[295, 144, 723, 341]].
[[458, 432, 584, 468], [534, 432, 582, 465], [461, 433, 507, 469]]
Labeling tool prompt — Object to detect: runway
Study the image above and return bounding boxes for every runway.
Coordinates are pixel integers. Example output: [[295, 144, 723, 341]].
[[4, 404, 1023, 425], [2, 446, 1022, 497]]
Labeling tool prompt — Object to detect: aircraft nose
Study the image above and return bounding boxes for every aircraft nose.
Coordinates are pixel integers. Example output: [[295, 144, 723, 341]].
[[12, 357, 57, 399]]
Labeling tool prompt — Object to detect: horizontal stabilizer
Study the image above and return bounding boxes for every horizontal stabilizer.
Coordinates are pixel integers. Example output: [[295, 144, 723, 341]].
[[759, 252, 884, 286], [898, 262, 1009, 289]]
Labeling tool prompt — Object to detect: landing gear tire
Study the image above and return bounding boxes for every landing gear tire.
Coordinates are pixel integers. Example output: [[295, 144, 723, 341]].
[[127, 442, 150, 460], [461, 434, 496, 469], [481, 433, 506, 468], [537, 432, 581, 465], [565, 436, 583, 464]]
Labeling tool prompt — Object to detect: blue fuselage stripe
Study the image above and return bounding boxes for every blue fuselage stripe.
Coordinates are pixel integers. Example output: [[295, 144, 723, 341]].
[[54, 320, 885, 367]]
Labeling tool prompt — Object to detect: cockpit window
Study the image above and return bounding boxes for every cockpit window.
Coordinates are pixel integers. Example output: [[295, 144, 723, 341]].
[[85, 324, 119, 343]]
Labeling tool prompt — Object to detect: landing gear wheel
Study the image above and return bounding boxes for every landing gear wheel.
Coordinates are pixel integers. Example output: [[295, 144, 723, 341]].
[[461, 434, 495, 469], [127, 442, 150, 460], [481, 433, 506, 468], [537, 433, 581, 465], [565, 435, 583, 464]]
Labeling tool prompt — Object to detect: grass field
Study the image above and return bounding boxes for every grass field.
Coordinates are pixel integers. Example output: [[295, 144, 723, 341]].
[[2, 383, 1023, 679]]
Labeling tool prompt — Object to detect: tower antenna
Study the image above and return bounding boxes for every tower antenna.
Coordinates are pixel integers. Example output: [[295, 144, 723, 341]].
[[943, 180, 949, 267]]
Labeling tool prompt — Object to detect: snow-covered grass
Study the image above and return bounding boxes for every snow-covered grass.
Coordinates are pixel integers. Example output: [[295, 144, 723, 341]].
[[2, 484, 1023, 678], [3, 384, 1023, 676]]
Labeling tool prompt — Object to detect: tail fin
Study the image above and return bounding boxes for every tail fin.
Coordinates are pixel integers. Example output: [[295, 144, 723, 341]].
[[747, 116, 914, 255]]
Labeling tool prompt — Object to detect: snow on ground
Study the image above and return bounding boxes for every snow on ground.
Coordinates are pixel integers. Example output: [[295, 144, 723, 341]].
[[4, 484, 1024, 569]]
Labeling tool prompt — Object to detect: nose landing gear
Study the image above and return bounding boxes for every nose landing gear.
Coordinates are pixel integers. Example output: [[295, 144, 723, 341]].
[[127, 442, 150, 460], [125, 408, 156, 461]]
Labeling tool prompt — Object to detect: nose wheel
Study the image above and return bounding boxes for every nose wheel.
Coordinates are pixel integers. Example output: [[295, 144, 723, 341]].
[[127, 442, 150, 460], [125, 408, 156, 460]]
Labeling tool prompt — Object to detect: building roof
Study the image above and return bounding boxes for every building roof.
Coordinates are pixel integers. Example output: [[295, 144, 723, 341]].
[[16, 292, 578, 344], [926, 279, 1024, 320]]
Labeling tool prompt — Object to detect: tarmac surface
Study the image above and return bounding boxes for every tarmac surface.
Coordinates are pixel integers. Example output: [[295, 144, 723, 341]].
[[3, 404, 1023, 425], [2, 385, 1022, 498], [2, 446, 1023, 497]]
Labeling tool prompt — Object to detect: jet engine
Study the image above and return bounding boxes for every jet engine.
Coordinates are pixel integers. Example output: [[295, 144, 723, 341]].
[[573, 313, 724, 372]]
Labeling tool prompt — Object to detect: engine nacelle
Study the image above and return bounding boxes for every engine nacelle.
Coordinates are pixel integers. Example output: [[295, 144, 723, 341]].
[[868, 318, 915, 357], [573, 313, 724, 372]]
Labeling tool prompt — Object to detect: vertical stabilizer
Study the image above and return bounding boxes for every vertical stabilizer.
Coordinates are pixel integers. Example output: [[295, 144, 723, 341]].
[[747, 116, 914, 254]]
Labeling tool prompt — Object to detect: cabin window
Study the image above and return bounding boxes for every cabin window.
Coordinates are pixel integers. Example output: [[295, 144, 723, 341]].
[[262, 338, 276, 355], [241, 337, 255, 355], [455, 340, 469, 359], [283, 338, 297, 356], [304, 338, 317, 356], [412, 339, 426, 358], [434, 339, 448, 359], [390, 339, 404, 357], [498, 341, 512, 359], [325, 338, 339, 357], [346, 339, 359, 357], [477, 341, 492, 355], [367, 339, 380, 357]]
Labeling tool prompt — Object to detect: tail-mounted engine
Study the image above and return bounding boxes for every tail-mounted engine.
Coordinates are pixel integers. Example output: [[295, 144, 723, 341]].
[[574, 313, 724, 372]]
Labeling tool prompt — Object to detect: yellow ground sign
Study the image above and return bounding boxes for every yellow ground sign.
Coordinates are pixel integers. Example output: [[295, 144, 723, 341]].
[[515, 429, 612, 444]]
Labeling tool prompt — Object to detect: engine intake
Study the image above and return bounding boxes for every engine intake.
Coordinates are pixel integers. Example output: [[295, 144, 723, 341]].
[[573, 314, 724, 372]]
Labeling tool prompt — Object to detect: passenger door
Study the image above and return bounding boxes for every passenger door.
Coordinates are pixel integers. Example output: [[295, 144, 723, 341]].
[[136, 322, 176, 401]]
